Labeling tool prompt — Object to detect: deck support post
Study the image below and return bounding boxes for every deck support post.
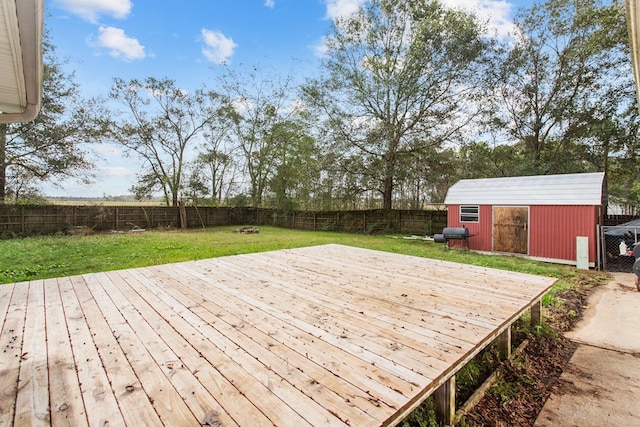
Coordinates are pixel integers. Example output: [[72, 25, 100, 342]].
[[496, 327, 511, 360], [530, 299, 542, 326], [435, 376, 456, 426]]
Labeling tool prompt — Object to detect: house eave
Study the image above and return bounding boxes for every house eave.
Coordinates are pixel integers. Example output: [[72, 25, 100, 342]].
[[0, 0, 44, 124]]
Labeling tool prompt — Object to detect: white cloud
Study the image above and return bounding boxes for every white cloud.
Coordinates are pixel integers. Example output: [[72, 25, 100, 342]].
[[264, 0, 275, 8], [232, 96, 253, 114], [55, 0, 132, 23], [95, 144, 123, 157], [201, 29, 237, 64], [312, 36, 330, 58], [322, 0, 515, 38], [442, 0, 515, 38], [324, 0, 366, 20], [101, 166, 136, 178], [94, 26, 146, 61]]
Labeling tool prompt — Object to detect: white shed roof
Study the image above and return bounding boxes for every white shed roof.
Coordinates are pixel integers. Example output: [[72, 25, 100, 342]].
[[444, 172, 606, 206]]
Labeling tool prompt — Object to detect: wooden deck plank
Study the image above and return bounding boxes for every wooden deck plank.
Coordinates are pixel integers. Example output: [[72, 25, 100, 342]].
[[108, 268, 271, 427], [0, 282, 27, 426], [70, 275, 163, 426], [146, 265, 374, 426], [268, 245, 546, 308], [0, 281, 15, 328], [57, 276, 125, 427], [2, 244, 556, 426], [258, 248, 527, 321], [304, 245, 552, 298], [102, 269, 244, 427], [214, 255, 477, 357], [120, 267, 346, 427], [204, 259, 454, 377], [225, 248, 516, 321], [217, 254, 487, 348], [235, 249, 544, 350], [148, 266, 384, 419], [44, 278, 87, 426], [14, 280, 50, 426], [157, 262, 413, 411], [184, 259, 431, 389], [86, 272, 201, 426], [170, 260, 425, 401]]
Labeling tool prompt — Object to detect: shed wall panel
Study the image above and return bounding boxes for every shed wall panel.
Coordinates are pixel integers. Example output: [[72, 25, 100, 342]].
[[447, 204, 598, 265], [529, 205, 598, 264], [446, 205, 492, 251]]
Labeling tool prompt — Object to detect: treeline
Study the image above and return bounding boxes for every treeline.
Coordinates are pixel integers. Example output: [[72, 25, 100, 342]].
[[1, 0, 638, 214]]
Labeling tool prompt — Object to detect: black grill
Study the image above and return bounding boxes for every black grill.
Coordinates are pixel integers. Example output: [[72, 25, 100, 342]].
[[434, 227, 473, 246], [442, 227, 470, 239]]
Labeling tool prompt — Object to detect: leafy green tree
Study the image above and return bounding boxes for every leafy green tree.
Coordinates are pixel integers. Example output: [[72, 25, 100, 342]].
[[0, 36, 109, 203], [110, 77, 225, 207], [220, 67, 301, 208], [491, 0, 630, 173], [185, 102, 238, 206], [303, 0, 492, 209], [267, 119, 319, 210], [606, 106, 640, 213], [186, 149, 236, 205]]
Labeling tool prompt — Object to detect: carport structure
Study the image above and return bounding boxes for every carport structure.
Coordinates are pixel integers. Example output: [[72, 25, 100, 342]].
[[0, 244, 555, 426]]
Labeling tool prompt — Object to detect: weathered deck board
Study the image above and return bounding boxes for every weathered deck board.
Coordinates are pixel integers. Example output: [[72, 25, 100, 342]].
[[150, 264, 381, 424], [69, 275, 163, 426], [87, 271, 202, 426], [14, 280, 49, 426], [1, 282, 29, 426], [0, 244, 556, 426], [44, 278, 87, 426]]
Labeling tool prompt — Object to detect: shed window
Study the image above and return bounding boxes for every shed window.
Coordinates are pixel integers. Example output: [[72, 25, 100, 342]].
[[460, 205, 479, 222]]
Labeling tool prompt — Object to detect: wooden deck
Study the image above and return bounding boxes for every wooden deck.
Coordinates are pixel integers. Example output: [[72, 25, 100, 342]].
[[0, 244, 556, 426]]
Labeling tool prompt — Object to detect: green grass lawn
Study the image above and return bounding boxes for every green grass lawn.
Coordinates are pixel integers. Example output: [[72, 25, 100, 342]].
[[1, 225, 584, 285]]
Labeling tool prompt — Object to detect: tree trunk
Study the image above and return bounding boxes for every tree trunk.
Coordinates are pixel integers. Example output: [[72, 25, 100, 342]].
[[382, 175, 393, 210], [251, 185, 260, 208], [0, 124, 6, 203]]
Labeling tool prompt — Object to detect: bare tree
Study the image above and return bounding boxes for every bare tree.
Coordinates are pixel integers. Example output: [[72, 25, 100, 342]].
[[220, 67, 303, 208], [110, 77, 225, 206]]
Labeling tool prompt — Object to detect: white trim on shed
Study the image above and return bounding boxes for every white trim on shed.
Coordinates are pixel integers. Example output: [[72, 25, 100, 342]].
[[444, 172, 605, 206]]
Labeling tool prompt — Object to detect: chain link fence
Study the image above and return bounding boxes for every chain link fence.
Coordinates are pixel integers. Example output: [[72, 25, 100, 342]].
[[600, 223, 640, 272]]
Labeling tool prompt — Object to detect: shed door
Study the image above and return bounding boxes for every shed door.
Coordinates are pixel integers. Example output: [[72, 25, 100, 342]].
[[493, 207, 529, 254]]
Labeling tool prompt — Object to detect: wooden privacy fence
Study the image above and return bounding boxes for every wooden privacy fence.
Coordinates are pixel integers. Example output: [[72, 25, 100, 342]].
[[0, 205, 447, 237]]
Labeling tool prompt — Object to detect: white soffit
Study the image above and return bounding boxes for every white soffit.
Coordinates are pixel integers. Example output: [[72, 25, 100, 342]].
[[0, 0, 43, 123], [444, 172, 605, 206]]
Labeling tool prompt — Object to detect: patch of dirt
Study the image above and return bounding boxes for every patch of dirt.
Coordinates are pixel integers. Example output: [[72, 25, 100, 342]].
[[235, 226, 260, 234], [545, 271, 605, 333], [460, 270, 609, 426], [462, 335, 577, 426]]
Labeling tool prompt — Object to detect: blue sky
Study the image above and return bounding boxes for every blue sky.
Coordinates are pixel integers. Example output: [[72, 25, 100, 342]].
[[44, 0, 528, 198]]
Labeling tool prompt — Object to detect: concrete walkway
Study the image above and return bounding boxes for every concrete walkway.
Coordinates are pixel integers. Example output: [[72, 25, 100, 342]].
[[535, 272, 640, 426]]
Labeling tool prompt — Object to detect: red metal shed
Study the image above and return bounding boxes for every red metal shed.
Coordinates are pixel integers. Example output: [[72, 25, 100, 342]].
[[443, 172, 606, 267]]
